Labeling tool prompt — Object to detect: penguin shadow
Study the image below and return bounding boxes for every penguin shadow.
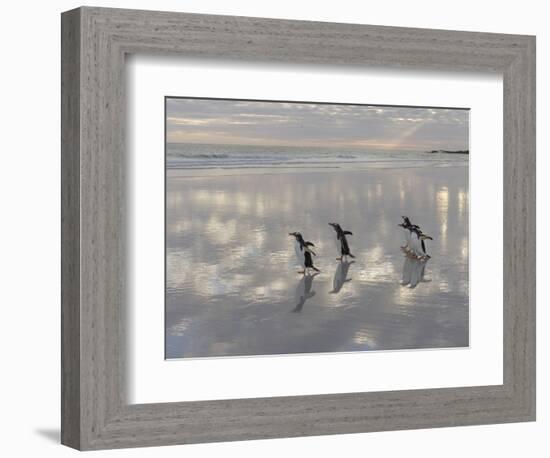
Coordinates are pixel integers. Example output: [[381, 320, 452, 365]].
[[400, 256, 431, 289], [329, 260, 355, 294], [291, 272, 319, 313]]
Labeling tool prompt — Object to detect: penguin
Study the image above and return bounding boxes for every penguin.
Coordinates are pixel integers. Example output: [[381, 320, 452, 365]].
[[288, 232, 321, 274], [408, 227, 421, 257], [418, 232, 433, 259], [328, 223, 355, 260], [409, 227, 433, 259], [398, 215, 412, 249], [397, 216, 419, 252]]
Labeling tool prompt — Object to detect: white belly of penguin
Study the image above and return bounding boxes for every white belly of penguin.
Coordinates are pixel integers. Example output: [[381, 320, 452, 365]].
[[402, 228, 410, 247], [409, 232, 422, 256], [334, 236, 341, 256], [294, 240, 305, 266]]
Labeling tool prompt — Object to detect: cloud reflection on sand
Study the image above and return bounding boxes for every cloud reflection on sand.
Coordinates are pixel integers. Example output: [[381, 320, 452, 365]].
[[166, 166, 469, 358]]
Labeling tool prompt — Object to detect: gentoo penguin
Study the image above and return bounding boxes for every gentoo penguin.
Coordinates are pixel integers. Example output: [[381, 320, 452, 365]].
[[409, 227, 433, 259], [328, 223, 355, 260], [418, 232, 433, 259], [397, 216, 419, 252], [289, 232, 321, 274]]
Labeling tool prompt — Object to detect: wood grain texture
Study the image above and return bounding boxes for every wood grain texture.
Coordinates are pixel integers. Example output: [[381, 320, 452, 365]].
[[60, 7, 81, 449], [61, 6, 536, 450]]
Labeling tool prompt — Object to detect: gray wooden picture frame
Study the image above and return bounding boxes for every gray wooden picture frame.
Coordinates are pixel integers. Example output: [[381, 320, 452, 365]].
[[61, 6, 536, 451]]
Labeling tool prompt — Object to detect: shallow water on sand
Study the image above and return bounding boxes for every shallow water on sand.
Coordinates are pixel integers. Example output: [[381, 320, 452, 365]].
[[166, 166, 469, 358]]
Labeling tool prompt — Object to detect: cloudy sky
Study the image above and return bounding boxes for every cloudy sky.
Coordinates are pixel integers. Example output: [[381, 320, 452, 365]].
[[166, 98, 469, 151]]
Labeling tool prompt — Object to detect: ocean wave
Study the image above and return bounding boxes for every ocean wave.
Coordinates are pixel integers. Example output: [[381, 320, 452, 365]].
[[165, 145, 467, 170], [167, 153, 359, 162], [168, 152, 230, 159]]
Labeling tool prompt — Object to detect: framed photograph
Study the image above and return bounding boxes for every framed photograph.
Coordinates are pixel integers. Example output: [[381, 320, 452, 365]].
[[61, 6, 535, 450]]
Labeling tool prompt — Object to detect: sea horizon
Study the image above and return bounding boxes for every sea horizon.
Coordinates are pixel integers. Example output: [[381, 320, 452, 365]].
[[166, 142, 468, 173]]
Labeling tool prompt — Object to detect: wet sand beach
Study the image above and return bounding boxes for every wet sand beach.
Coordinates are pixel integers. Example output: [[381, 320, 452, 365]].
[[166, 165, 469, 358]]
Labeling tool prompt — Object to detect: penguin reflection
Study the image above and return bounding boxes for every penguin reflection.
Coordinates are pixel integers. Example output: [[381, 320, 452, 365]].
[[330, 260, 354, 294], [292, 272, 319, 313], [401, 256, 430, 288]]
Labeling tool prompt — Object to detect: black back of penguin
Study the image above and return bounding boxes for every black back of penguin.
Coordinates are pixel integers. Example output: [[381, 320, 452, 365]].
[[329, 222, 353, 256]]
